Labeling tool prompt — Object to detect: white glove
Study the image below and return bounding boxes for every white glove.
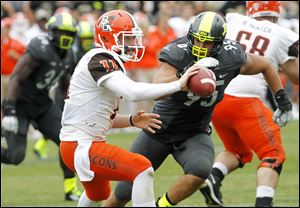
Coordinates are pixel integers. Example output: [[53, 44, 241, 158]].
[[195, 57, 219, 68], [272, 109, 293, 127], [2, 116, 18, 133]]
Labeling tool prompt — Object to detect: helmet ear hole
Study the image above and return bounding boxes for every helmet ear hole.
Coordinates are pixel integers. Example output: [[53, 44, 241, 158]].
[[103, 36, 109, 42]]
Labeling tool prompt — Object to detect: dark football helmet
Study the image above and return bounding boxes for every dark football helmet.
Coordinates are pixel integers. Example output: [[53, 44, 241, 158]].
[[46, 12, 77, 50], [77, 21, 94, 52], [187, 11, 227, 61]]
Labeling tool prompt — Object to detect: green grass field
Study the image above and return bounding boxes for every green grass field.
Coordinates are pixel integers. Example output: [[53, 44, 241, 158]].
[[1, 121, 299, 207]]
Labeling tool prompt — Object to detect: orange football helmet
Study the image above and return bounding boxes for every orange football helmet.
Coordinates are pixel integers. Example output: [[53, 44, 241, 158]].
[[247, 1, 280, 18], [94, 10, 145, 62]]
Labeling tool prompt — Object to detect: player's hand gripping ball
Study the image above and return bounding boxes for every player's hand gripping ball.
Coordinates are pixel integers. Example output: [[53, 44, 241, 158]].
[[187, 65, 216, 97]]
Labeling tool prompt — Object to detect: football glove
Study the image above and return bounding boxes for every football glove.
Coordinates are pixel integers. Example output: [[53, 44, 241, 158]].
[[272, 89, 293, 127], [2, 100, 18, 133], [195, 57, 220, 70]]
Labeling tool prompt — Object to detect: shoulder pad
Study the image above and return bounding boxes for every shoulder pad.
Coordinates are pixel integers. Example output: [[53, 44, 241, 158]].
[[87, 51, 124, 83], [159, 37, 192, 69], [26, 35, 52, 61], [219, 39, 247, 69]]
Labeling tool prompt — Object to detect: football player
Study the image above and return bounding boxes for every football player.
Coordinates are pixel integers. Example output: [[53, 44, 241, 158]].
[[58, 10, 199, 207], [103, 11, 293, 207], [200, 1, 299, 207], [33, 20, 95, 158], [1, 12, 82, 201]]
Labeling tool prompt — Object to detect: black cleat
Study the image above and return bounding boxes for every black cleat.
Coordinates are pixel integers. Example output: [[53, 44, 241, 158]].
[[65, 190, 81, 201], [156, 197, 161, 207], [200, 174, 224, 207]]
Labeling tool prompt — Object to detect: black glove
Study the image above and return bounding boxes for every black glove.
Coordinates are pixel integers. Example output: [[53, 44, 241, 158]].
[[2, 100, 17, 116], [274, 89, 292, 112], [272, 89, 293, 127], [2, 100, 18, 133]]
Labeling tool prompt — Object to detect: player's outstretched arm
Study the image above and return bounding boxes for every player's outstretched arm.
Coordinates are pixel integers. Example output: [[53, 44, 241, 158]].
[[152, 62, 201, 100], [112, 110, 162, 133], [102, 67, 198, 102]]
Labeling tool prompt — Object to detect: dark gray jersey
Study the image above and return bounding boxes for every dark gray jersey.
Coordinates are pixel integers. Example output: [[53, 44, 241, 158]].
[[18, 35, 76, 109], [149, 37, 247, 143]]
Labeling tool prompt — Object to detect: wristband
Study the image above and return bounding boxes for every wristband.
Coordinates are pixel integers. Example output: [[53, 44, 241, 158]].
[[2, 100, 16, 116], [176, 71, 183, 78], [129, 115, 135, 126]]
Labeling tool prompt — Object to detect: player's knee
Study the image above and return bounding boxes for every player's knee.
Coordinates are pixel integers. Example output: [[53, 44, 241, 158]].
[[185, 158, 213, 179], [114, 181, 133, 202], [258, 157, 285, 175], [85, 185, 111, 201], [132, 153, 152, 177], [9, 150, 26, 165], [137, 154, 152, 169], [235, 152, 253, 168]]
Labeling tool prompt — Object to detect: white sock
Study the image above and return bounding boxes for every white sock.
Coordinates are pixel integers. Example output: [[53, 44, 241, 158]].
[[256, 185, 275, 198], [132, 167, 155, 207], [213, 162, 228, 176], [77, 191, 101, 207]]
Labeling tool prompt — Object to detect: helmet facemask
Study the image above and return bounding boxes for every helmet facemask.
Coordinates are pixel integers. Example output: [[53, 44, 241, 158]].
[[189, 31, 223, 61], [49, 29, 76, 50], [111, 27, 145, 62], [46, 13, 77, 50]]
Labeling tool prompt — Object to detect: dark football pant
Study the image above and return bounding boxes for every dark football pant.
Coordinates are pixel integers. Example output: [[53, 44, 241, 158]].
[[1, 103, 75, 179], [114, 130, 215, 201]]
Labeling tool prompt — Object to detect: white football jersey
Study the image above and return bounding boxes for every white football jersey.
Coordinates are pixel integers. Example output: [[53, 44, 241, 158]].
[[224, 13, 298, 100], [60, 48, 126, 142]]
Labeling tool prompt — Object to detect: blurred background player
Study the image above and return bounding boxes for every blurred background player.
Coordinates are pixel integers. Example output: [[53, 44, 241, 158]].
[[33, 20, 95, 159], [1, 12, 82, 201], [200, 1, 299, 207], [59, 9, 199, 207], [104, 11, 293, 207]]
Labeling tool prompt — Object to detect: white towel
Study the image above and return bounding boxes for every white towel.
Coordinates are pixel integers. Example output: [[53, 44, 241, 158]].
[[74, 140, 95, 181]]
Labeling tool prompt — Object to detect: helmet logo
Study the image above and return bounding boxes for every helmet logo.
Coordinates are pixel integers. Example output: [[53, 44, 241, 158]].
[[100, 15, 116, 32], [199, 31, 208, 42], [253, 3, 260, 10]]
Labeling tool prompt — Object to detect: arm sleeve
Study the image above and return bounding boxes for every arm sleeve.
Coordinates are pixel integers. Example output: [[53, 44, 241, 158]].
[[102, 71, 181, 102]]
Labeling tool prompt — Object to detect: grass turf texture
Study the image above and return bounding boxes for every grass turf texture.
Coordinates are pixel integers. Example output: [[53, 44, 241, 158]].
[[1, 121, 299, 207]]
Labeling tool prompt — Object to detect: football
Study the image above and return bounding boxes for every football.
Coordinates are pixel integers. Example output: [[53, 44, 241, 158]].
[[187, 67, 216, 97]]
